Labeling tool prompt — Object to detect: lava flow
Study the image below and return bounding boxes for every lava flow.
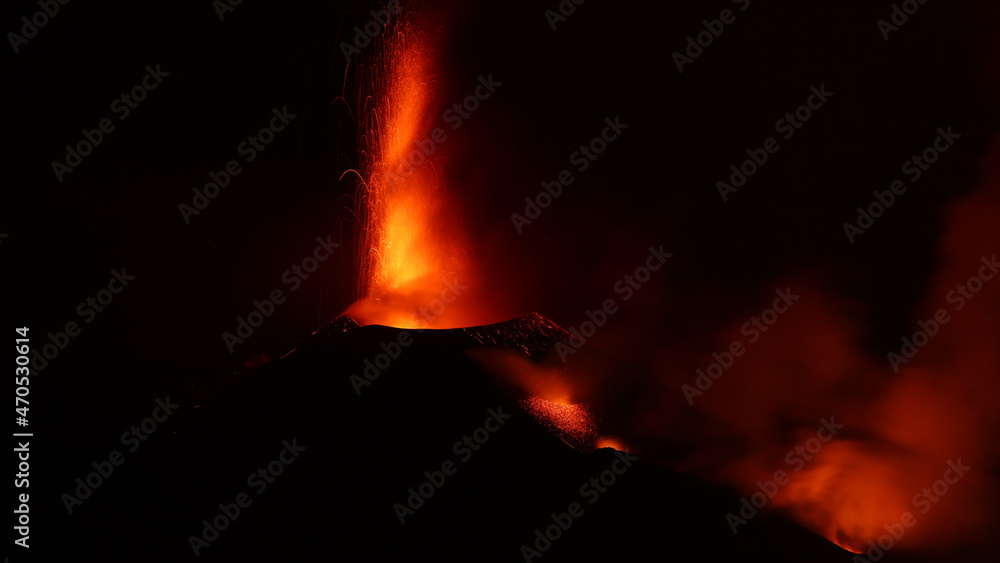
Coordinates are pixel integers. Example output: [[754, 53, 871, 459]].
[[553, 148, 1000, 557]]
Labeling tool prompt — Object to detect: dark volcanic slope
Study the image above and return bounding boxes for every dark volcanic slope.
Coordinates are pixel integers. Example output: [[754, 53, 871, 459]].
[[41, 315, 854, 562]]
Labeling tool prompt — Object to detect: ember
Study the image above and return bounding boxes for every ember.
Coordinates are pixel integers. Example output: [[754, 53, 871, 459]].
[[522, 395, 598, 452], [342, 5, 498, 329]]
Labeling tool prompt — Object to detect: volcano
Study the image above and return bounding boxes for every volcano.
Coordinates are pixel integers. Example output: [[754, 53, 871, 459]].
[[47, 313, 862, 562]]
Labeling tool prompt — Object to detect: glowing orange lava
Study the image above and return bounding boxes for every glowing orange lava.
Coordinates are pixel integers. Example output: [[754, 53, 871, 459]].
[[465, 349, 599, 450], [523, 395, 598, 451], [595, 437, 627, 451], [342, 7, 489, 329]]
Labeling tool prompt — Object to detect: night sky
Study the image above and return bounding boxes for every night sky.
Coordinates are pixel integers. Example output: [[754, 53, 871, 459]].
[[7, 0, 998, 380]]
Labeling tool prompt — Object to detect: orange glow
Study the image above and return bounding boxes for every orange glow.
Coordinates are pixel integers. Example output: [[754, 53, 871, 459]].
[[523, 395, 598, 451], [770, 440, 917, 554], [332, 8, 1000, 556], [596, 437, 627, 451], [342, 7, 492, 329], [465, 349, 576, 404], [465, 349, 598, 450], [512, 137, 1000, 555]]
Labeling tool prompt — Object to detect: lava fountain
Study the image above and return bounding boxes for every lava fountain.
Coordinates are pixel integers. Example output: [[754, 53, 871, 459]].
[[342, 4, 491, 329], [338, 1, 601, 456]]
